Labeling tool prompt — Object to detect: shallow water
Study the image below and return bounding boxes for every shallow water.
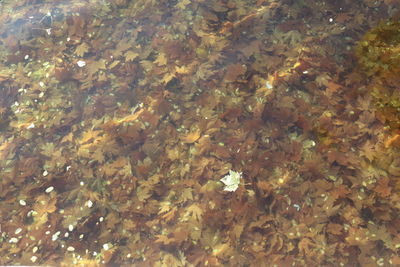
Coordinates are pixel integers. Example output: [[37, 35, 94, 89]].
[[1, 0, 400, 266]]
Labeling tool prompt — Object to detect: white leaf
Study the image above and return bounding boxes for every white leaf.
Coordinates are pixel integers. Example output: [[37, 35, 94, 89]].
[[220, 170, 242, 192]]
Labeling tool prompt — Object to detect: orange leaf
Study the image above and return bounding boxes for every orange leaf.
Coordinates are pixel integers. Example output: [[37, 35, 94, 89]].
[[385, 134, 400, 148]]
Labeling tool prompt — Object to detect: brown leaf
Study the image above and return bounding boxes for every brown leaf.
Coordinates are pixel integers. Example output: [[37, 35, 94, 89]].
[[374, 177, 391, 198], [224, 63, 246, 82], [155, 234, 175, 245], [327, 223, 343, 235]]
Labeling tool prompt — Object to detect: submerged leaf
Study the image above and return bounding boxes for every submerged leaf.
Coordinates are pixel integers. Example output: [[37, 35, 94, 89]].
[[220, 170, 242, 192]]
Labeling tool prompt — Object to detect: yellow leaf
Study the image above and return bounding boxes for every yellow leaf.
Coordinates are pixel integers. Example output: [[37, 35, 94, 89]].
[[137, 186, 151, 201], [75, 42, 90, 57], [181, 131, 201, 143], [177, 0, 190, 9], [175, 65, 190, 74], [212, 243, 229, 256], [125, 50, 139, 62], [166, 145, 180, 160], [108, 60, 120, 69], [162, 72, 176, 84], [186, 204, 203, 222], [79, 130, 103, 145], [181, 188, 193, 202], [116, 109, 144, 124], [155, 52, 167, 66], [158, 201, 172, 214], [161, 207, 177, 221], [140, 60, 154, 72], [34, 194, 57, 216]]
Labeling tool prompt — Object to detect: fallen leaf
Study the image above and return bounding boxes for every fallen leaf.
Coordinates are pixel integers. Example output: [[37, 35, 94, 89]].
[[181, 131, 201, 143]]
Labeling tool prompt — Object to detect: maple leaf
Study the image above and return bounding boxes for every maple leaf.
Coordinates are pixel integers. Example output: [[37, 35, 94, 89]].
[[0, 138, 17, 160], [155, 234, 175, 245], [359, 140, 375, 161], [113, 39, 132, 58], [175, 65, 190, 74], [224, 63, 246, 82], [136, 186, 152, 201], [161, 72, 176, 84], [180, 188, 193, 202], [166, 145, 181, 161], [87, 59, 107, 76], [125, 50, 139, 62], [158, 201, 172, 214], [201, 229, 221, 250], [34, 194, 57, 215], [220, 170, 242, 192], [315, 73, 331, 87], [374, 177, 391, 198], [186, 204, 203, 222], [75, 42, 90, 57], [155, 52, 167, 66], [195, 63, 215, 81], [327, 223, 343, 235], [161, 207, 177, 222], [176, 0, 190, 9], [32, 194, 57, 226], [298, 237, 314, 255]]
